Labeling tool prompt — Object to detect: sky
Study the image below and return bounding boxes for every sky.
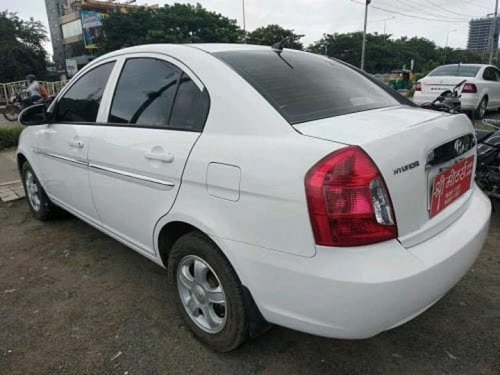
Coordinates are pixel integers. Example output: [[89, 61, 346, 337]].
[[0, 0, 496, 57]]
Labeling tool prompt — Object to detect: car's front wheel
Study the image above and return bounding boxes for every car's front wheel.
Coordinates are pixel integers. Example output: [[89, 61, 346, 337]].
[[167, 232, 249, 352], [21, 161, 58, 220]]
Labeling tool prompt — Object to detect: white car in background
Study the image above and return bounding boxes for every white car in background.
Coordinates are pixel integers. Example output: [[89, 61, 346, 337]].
[[16, 44, 491, 352], [414, 64, 500, 119]]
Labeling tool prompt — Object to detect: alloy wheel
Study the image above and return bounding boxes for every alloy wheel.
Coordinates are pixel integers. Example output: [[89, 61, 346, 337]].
[[177, 255, 227, 334], [25, 170, 41, 211]]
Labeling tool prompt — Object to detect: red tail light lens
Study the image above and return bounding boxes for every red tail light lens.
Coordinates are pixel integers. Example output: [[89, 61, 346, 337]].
[[305, 146, 397, 247], [415, 82, 422, 91], [462, 83, 477, 93]]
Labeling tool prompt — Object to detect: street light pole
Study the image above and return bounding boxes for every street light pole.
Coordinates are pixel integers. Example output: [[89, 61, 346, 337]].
[[489, 0, 498, 64], [360, 0, 371, 71], [443, 29, 457, 64]]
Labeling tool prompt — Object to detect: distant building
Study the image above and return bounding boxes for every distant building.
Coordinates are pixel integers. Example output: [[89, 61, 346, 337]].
[[467, 17, 500, 57], [44, 0, 152, 78]]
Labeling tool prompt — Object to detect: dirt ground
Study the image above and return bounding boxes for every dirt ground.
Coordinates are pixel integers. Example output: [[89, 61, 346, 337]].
[[0, 200, 499, 374]]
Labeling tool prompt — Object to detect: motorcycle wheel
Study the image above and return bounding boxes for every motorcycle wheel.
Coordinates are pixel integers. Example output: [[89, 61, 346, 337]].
[[3, 105, 21, 122]]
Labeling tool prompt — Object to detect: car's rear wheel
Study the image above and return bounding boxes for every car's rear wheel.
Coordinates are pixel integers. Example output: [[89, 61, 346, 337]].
[[167, 232, 249, 352], [475, 97, 488, 119], [21, 162, 58, 221]]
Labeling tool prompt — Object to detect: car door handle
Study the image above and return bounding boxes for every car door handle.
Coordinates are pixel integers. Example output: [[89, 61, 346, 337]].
[[69, 140, 84, 148], [144, 151, 174, 163]]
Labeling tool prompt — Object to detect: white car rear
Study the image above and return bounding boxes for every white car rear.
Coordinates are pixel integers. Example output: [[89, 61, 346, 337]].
[[414, 64, 500, 118], [16, 44, 491, 352]]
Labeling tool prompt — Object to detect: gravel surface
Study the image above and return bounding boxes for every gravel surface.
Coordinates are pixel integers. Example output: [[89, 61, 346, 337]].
[[0, 200, 499, 374]]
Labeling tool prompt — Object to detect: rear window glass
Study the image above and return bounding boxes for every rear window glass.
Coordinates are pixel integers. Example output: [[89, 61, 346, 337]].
[[428, 65, 480, 77], [214, 50, 399, 124]]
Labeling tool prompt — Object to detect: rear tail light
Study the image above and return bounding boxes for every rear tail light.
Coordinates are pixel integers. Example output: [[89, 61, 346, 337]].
[[415, 82, 422, 91], [462, 83, 477, 93], [305, 146, 397, 247]]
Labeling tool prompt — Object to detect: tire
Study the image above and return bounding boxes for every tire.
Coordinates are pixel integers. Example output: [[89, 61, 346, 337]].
[[475, 97, 488, 119], [21, 161, 58, 221], [167, 232, 249, 352], [3, 105, 20, 122]]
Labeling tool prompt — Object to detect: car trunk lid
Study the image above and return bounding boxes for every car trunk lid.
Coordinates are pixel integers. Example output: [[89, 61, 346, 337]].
[[420, 76, 467, 96], [295, 106, 476, 247]]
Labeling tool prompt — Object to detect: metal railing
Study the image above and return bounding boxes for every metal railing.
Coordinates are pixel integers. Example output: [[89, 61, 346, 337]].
[[0, 80, 67, 105]]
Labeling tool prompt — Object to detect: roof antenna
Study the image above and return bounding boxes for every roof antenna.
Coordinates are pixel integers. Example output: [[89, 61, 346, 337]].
[[271, 34, 304, 53]]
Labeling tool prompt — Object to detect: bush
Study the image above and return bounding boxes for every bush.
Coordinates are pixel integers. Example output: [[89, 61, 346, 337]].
[[0, 126, 23, 150]]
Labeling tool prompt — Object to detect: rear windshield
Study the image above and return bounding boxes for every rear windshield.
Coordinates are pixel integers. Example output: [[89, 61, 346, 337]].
[[214, 50, 400, 124], [428, 65, 480, 77]]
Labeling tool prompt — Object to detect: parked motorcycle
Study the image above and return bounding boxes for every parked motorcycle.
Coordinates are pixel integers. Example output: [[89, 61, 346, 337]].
[[476, 119, 500, 211], [419, 79, 466, 114], [2, 92, 54, 122]]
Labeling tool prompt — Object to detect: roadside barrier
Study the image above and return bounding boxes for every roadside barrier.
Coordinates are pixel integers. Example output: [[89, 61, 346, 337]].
[[0, 80, 67, 104]]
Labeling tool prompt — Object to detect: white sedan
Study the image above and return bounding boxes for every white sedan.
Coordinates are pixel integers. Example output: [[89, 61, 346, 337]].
[[413, 63, 500, 119], [17, 44, 491, 352]]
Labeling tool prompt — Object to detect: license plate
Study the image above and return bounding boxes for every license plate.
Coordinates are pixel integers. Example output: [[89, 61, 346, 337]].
[[430, 155, 475, 218]]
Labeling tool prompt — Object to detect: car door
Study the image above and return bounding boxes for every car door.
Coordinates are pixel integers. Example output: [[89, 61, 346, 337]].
[[88, 54, 209, 256], [37, 60, 116, 225], [493, 67, 500, 108], [482, 67, 500, 108]]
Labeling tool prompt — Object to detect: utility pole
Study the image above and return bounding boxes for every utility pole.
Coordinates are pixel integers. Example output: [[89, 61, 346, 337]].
[[242, 0, 247, 43], [489, 0, 499, 64], [360, 0, 371, 71]]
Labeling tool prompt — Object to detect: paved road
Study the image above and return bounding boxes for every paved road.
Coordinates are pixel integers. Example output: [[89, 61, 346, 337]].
[[0, 200, 498, 374], [0, 148, 19, 184]]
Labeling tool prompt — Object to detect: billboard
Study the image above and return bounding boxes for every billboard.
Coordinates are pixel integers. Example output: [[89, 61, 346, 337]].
[[81, 10, 104, 49]]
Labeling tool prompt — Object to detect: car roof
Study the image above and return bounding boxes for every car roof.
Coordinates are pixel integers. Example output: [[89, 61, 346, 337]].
[[437, 64, 489, 68], [99, 43, 271, 56]]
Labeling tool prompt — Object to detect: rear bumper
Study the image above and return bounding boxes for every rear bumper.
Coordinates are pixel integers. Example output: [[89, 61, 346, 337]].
[[217, 186, 491, 339]]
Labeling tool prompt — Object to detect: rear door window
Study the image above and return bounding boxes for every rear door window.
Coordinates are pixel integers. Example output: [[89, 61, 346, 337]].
[[109, 58, 180, 126], [214, 50, 399, 124]]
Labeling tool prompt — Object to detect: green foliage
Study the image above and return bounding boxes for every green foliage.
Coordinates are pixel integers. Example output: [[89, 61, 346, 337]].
[[246, 24, 303, 50], [308, 32, 484, 74], [0, 12, 47, 82], [99, 3, 243, 53], [0, 126, 23, 150]]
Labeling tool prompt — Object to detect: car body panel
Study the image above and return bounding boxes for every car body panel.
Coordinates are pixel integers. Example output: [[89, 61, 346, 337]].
[[295, 107, 476, 246]]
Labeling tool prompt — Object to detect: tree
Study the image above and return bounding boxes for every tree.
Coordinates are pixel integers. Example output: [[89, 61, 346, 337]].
[[0, 11, 48, 82], [99, 3, 243, 53], [308, 32, 486, 74], [246, 24, 303, 50]]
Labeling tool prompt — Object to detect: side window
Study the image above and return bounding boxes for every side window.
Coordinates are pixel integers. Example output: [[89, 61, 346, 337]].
[[55, 62, 115, 123], [495, 69, 500, 82], [109, 58, 180, 126], [483, 68, 496, 81], [169, 73, 210, 131]]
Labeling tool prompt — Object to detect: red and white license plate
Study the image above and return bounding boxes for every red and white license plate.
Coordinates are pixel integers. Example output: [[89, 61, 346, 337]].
[[430, 155, 474, 218]]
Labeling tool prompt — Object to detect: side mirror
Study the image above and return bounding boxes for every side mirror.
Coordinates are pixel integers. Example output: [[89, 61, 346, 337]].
[[18, 104, 48, 126]]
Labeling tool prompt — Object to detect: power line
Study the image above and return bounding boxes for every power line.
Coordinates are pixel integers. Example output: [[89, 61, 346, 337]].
[[458, 0, 491, 11], [377, 0, 468, 21], [349, 0, 470, 23], [422, 0, 475, 18]]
